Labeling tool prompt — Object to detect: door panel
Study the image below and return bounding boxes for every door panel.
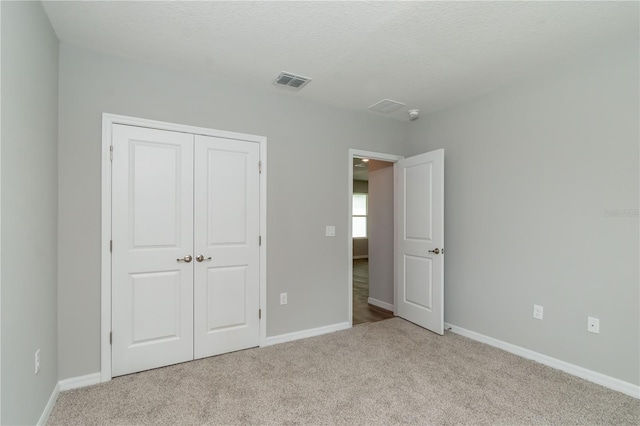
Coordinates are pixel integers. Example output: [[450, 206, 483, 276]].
[[131, 143, 182, 247], [404, 255, 433, 310], [112, 124, 194, 377], [206, 266, 247, 330], [206, 149, 249, 245], [395, 149, 444, 335], [194, 135, 260, 359], [130, 271, 181, 344], [405, 162, 433, 240]]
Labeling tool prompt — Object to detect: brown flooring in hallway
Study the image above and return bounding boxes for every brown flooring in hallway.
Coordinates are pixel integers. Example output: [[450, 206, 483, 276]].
[[353, 258, 394, 325]]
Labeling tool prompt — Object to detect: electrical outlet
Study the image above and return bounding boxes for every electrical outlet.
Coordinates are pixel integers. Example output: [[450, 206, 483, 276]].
[[35, 349, 41, 375], [325, 226, 335, 237], [587, 317, 600, 334], [280, 293, 288, 305], [533, 304, 543, 320]]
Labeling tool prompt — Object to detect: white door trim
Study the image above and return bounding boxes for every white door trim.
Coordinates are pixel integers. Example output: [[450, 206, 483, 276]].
[[347, 149, 403, 327], [101, 113, 267, 382]]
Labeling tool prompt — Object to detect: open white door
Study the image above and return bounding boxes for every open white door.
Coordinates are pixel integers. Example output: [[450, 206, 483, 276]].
[[395, 149, 444, 334]]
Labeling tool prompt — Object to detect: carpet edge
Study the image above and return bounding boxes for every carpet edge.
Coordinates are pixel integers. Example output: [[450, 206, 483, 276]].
[[264, 321, 351, 346], [445, 322, 640, 399]]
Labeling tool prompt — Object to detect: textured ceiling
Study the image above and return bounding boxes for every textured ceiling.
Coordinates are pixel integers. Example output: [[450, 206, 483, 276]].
[[42, 1, 638, 121]]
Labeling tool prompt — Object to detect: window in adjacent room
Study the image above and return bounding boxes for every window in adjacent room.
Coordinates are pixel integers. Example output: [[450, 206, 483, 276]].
[[352, 193, 368, 238]]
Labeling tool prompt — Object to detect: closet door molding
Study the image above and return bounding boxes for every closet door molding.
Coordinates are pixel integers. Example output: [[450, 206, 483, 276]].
[[101, 113, 267, 382]]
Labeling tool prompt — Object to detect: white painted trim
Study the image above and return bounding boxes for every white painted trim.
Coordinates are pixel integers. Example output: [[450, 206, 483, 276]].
[[0, 4, 3, 417], [259, 134, 268, 349], [368, 297, 394, 312], [347, 149, 403, 328], [352, 255, 369, 260], [102, 114, 265, 143], [37, 383, 59, 426], [38, 373, 102, 424], [445, 323, 640, 399], [264, 322, 351, 346], [100, 115, 113, 383], [59, 372, 102, 391], [101, 113, 267, 382]]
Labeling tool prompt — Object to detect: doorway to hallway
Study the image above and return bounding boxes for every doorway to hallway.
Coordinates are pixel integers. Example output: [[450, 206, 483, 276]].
[[350, 151, 399, 326], [347, 148, 446, 334]]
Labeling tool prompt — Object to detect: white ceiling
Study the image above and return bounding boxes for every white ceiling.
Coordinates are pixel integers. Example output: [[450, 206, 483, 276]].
[[42, 1, 638, 121]]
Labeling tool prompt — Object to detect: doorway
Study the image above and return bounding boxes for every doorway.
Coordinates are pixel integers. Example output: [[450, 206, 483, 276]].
[[348, 148, 445, 333], [348, 150, 402, 326]]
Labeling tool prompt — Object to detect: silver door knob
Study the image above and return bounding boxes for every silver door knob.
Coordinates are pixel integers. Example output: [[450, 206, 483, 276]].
[[196, 254, 212, 262], [428, 248, 440, 255], [177, 255, 193, 263]]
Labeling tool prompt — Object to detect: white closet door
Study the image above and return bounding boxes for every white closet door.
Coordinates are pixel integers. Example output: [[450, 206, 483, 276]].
[[111, 125, 195, 377], [193, 135, 260, 359]]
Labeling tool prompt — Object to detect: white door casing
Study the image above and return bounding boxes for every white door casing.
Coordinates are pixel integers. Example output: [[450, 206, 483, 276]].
[[193, 135, 260, 359], [111, 125, 195, 376], [394, 149, 444, 335]]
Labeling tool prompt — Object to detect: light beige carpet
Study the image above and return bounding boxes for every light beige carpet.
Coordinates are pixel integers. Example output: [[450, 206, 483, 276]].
[[48, 318, 639, 425]]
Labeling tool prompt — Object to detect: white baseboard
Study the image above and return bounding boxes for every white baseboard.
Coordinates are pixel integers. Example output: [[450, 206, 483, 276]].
[[38, 373, 101, 424], [444, 322, 640, 399], [352, 255, 369, 260], [368, 297, 394, 312], [264, 321, 351, 346], [37, 382, 60, 426], [59, 372, 101, 391]]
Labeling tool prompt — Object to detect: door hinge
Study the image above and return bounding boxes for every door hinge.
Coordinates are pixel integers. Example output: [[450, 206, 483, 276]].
[[259, 309, 262, 320], [109, 145, 113, 161], [110, 240, 113, 253], [259, 235, 262, 246], [258, 161, 262, 174], [110, 332, 112, 345]]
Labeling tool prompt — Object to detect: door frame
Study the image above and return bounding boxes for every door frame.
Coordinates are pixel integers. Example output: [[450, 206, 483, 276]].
[[101, 113, 268, 382], [347, 149, 403, 326]]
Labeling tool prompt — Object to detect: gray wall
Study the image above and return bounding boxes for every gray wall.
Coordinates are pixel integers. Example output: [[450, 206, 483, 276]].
[[352, 239, 368, 258], [352, 180, 368, 258], [57, 44, 407, 380], [406, 40, 639, 385], [1, 2, 59, 424], [367, 160, 394, 306]]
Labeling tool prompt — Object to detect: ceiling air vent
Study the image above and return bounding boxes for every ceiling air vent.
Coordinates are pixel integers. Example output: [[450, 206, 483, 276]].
[[274, 72, 312, 90], [368, 99, 406, 113]]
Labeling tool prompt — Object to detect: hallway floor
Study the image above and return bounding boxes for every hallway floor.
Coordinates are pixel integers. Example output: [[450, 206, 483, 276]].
[[352, 258, 394, 325]]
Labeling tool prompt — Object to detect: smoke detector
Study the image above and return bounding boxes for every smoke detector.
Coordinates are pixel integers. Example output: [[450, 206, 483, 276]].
[[368, 99, 406, 113], [408, 109, 420, 121], [274, 72, 312, 90]]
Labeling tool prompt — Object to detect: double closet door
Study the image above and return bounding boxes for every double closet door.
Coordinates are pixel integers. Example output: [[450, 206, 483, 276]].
[[111, 124, 260, 377]]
